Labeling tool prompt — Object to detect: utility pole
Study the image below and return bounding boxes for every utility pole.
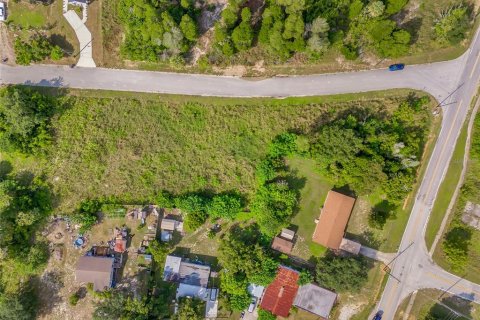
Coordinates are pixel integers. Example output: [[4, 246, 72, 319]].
[[73, 38, 93, 58], [383, 242, 414, 283]]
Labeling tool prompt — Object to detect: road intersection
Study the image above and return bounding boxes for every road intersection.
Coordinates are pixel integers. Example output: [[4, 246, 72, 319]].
[[2, 28, 480, 319]]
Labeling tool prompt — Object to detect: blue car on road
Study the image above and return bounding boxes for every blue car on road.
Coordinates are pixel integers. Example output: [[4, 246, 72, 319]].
[[389, 63, 405, 71], [373, 310, 384, 320]]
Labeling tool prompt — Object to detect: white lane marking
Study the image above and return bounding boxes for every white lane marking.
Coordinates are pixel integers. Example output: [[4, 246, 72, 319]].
[[470, 53, 480, 78]]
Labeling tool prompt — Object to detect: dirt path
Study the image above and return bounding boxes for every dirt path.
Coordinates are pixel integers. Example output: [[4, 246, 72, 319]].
[[0, 22, 15, 65]]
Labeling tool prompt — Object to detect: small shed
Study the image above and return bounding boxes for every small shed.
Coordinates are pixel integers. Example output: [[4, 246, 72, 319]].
[[161, 219, 177, 231], [53, 246, 63, 261], [281, 228, 295, 241], [248, 284, 265, 299], [176, 221, 184, 233], [271, 236, 294, 254], [339, 238, 361, 255]]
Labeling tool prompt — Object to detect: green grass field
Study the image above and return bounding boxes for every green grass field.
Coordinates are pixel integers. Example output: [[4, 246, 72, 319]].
[[425, 123, 468, 250], [7, 4, 45, 28], [38, 89, 424, 213]]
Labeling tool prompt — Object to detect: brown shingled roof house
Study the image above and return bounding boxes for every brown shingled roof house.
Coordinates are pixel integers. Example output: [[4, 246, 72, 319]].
[[312, 190, 356, 250], [75, 256, 114, 291]]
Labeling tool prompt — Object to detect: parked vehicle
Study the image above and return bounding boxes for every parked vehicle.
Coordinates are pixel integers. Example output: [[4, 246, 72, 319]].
[[247, 298, 257, 313], [373, 310, 384, 320], [210, 288, 218, 301], [0, 2, 5, 21], [389, 63, 405, 71]]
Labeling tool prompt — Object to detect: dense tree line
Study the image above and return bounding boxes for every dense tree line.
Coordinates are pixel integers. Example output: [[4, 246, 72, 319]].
[[0, 169, 52, 287], [0, 162, 52, 318], [0, 285, 38, 320], [218, 225, 279, 311], [118, 0, 199, 62], [0, 86, 58, 154], [14, 34, 63, 65], [112, 1, 473, 67], [155, 191, 243, 231], [251, 133, 299, 237], [210, 0, 413, 63]]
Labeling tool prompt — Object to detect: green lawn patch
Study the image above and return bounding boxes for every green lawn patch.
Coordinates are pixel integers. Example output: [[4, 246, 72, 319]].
[[7, 2, 45, 29], [425, 123, 468, 250], [288, 157, 332, 259]]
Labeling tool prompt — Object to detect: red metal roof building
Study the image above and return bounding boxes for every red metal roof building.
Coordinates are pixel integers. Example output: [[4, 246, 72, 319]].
[[260, 266, 299, 317]]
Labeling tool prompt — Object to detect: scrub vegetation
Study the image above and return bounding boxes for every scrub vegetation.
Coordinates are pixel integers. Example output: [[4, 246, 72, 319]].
[[99, 0, 476, 74]]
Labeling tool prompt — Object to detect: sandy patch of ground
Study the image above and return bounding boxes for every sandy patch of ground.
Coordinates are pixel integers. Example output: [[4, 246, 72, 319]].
[[338, 302, 365, 320], [214, 64, 247, 76], [252, 60, 265, 73]]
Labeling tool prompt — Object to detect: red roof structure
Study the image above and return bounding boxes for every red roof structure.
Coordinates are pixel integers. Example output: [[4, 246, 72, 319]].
[[260, 266, 299, 317], [114, 238, 127, 253]]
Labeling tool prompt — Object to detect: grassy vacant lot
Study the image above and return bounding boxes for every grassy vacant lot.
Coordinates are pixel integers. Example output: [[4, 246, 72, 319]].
[[395, 289, 480, 320], [43, 89, 430, 213], [6, 0, 78, 63], [433, 111, 480, 283]]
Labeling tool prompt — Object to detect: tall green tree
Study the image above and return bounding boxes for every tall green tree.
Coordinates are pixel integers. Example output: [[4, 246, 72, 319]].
[[315, 254, 370, 292], [0, 86, 56, 154]]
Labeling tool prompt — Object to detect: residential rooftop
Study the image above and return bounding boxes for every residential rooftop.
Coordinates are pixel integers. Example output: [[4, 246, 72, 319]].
[[260, 266, 299, 317], [312, 190, 356, 250], [293, 283, 337, 319], [75, 256, 114, 291]]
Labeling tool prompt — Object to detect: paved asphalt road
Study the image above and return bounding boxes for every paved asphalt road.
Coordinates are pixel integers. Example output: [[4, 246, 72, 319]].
[[376, 27, 480, 319], [2, 29, 480, 319], [0, 57, 464, 101]]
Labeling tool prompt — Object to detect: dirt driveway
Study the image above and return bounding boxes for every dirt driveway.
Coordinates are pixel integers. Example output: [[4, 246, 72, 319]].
[[0, 22, 14, 64]]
